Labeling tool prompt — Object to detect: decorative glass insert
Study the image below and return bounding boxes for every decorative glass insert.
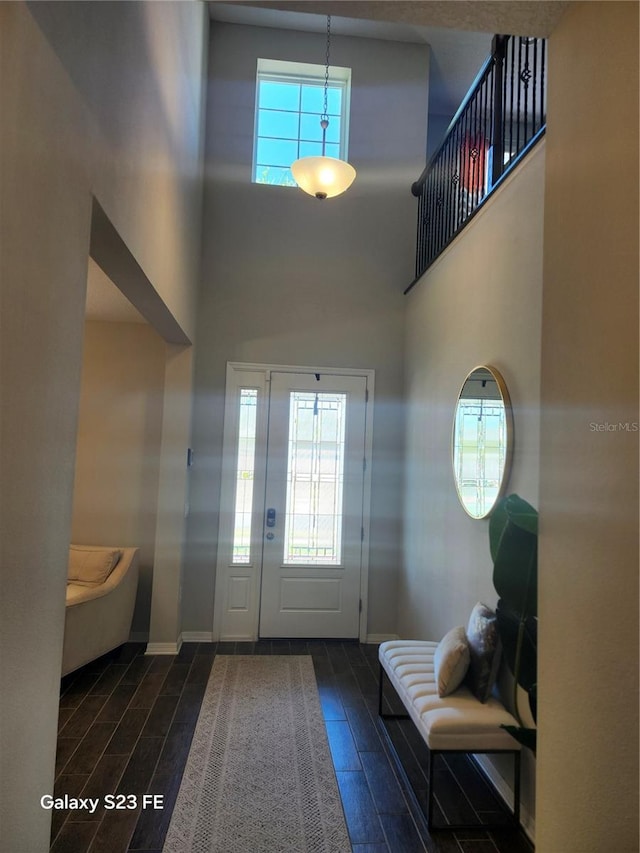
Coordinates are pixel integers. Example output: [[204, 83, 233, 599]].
[[283, 392, 347, 565], [232, 389, 258, 564], [453, 398, 506, 518], [253, 59, 350, 188]]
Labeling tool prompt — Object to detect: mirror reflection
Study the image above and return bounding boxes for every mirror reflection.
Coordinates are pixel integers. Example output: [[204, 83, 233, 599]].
[[452, 365, 513, 519]]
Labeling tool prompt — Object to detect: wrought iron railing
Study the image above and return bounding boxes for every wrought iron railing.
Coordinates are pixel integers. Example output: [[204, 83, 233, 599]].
[[407, 34, 546, 291]]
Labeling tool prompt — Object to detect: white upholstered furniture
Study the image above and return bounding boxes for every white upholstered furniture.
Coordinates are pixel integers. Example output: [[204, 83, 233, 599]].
[[62, 546, 140, 676], [378, 638, 521, 829]]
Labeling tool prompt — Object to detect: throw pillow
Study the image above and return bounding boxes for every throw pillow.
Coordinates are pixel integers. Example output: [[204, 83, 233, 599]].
[[433, 625, 470, 697], [68, 545, 122, 586], [465, 602, 501, 703]]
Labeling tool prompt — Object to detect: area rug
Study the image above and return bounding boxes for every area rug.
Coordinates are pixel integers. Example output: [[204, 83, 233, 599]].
[[162, 655, 352, 853]]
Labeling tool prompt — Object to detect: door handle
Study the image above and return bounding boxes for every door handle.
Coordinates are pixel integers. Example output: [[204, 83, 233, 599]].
[[266, 508, 276, 528]]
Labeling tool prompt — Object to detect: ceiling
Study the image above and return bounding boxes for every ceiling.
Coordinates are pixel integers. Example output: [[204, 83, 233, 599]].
[[210, 1, 567, 37], [210, 2, 493, 117], [90, 0, 567, 324], [209, 0, 567, 114]]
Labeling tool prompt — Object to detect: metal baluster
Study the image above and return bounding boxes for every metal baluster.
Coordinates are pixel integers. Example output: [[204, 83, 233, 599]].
[[425, 179, 431, 271], [415, 190, 422, 278], [444, 142, 450, 249], [452, 119, 459, 229], [437, 146, 444, 253], [421, 183, 428, 275], [451, 129, 459, 238], [431, 167, 439, 266], [427, 181, 432, 271], [475, 83, 480, 208], [490, 69, 494, 191], [524, 39, 531, 144], [418, 180, 424, 276], [475, 89, 480, 212], [508, 36, 515, 168], [516, 37, 522, 153], [470, 90, 477, 213], [532, 39, 538, 135], [480, 82, 486, 205], [423, 187, 429, 274], [540, 39, 546, 131], [457, 110, 463, 222], [461, 100, 468, 225], [485, 69, 492, 193], [491, 35, 506, 186]]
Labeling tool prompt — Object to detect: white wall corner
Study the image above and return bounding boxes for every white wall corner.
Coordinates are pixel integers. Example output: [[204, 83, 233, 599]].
[[145, 638, 183, 656], [473, 754, 535, 843], [366, 633, 399, 644]]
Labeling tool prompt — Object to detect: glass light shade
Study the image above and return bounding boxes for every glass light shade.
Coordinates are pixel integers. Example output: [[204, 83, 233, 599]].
[[291, 156, 356, 199]]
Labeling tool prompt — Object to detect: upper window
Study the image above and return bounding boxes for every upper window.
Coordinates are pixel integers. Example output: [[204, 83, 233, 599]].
[[253, 58, 351, 188]]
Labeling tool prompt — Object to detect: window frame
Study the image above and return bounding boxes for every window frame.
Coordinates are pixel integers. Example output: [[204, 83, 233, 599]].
[[252, 58, 352, 187]]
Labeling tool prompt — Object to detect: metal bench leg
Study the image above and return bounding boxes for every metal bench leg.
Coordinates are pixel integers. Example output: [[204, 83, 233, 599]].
[[513, 750, 521, 826], [427, 749, 436, 829], [426, 750, 521, 831], [378, 663, 409, 721]]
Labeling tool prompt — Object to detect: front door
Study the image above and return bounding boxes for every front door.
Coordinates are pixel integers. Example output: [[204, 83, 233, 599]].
[[259, 371, 367, 638], [213, 364, 371, 641]]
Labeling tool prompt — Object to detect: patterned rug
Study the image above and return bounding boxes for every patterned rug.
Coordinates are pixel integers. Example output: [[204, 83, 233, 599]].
[[162, 655, 352, 853]]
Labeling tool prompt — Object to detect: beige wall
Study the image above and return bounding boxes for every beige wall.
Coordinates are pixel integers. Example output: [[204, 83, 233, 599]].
[[71, 321, 166, 635], [29, 1, 206, 341], [401, 143, 545, 829], [148, 344, 195, 649], [0, 3, 206, 849], [184, 22, 430, 638], [537, 3, 639, 850]]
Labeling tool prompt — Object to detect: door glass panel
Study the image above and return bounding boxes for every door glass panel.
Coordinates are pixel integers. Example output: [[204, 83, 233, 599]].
[[283, 392, 346, 565], [232, 389, 258, 564]]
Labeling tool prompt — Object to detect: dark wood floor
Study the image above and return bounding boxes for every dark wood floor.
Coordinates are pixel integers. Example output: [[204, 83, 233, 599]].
[[51, 641, 534, 853]]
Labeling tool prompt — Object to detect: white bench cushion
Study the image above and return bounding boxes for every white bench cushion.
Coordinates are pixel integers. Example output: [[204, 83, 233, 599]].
[[379, 639, 521, 752]]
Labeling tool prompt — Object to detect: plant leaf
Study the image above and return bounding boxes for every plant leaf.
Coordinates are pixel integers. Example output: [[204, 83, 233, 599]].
[[491, 495, 538, 618], [528, 683, 537, 723], [496, 602, 537, 691], [503, 493, 538, 535]]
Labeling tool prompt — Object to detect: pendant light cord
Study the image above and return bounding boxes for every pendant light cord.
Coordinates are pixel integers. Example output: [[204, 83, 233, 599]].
[[320, 15, 331, 156], [291, 12, 355, 198]]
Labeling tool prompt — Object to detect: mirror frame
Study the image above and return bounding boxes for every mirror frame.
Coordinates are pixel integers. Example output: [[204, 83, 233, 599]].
[[451, 364, 514, 519]]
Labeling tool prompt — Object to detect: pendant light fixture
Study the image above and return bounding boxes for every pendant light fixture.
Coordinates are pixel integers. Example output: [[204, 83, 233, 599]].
[[291, 16, 356, 200]]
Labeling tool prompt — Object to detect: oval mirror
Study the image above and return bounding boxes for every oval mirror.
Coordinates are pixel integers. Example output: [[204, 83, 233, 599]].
[[452, 365, 513, 519]]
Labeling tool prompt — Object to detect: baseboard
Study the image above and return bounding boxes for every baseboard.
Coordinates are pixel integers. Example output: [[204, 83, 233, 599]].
[[366, 633, 399, 643], [473, 754, 535, 843], [147, 632, 397, 648], [145, 638, 183, 656], [181, 631, 214, 643]]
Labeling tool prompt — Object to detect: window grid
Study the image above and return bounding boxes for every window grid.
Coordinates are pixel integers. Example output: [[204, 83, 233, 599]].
[[453, 399, 506, 518], [232, 389, 258, 564], [254, 70, 348, 187], [283, 392, 346, 566]]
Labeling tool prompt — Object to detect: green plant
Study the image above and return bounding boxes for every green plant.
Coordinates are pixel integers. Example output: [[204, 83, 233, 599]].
[[489, 493, 538, 751]]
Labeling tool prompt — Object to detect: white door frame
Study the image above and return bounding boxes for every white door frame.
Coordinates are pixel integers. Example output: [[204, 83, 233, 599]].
[[213, 361, 374, 643]]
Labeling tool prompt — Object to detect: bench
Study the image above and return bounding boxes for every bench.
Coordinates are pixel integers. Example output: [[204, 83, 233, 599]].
[[378, 637, 522, 830]]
